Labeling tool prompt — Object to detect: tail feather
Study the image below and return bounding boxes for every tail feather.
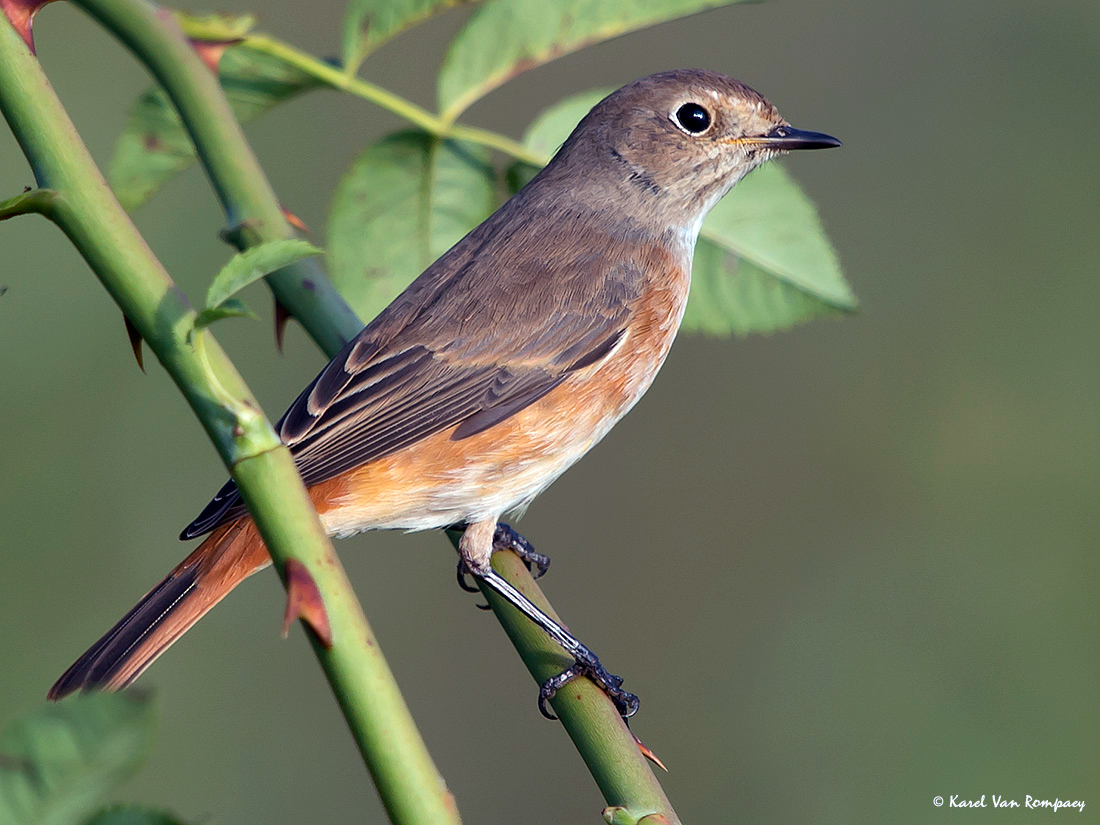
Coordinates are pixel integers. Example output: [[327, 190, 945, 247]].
[[49, 518, 269, 700]]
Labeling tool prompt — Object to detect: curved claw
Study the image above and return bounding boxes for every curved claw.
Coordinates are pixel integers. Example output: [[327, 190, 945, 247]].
[[494, 523, 551, 578], [456, 558, 492, 608], [537, 659, 639, 720], [452, 525, 638, 720], [538, 663, 584, 720], [616, 690, 641, 719], [455, 559, 480, 593]]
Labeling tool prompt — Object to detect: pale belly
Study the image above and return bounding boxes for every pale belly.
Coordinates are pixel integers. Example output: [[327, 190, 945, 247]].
[[316, 345, 654, 536], [314, 267, 691, 536]]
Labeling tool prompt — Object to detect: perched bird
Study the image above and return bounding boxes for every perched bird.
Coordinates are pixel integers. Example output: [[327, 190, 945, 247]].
[[50, 69, 839, 715]]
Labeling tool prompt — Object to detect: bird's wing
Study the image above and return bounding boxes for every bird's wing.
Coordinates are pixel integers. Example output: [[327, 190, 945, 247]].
[[181, 218, 642, 538]]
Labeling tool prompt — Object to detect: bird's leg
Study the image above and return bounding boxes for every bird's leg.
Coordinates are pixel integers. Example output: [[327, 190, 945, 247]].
[[457, 519, 639, 720], [453, 521, 550, 592], [476, 562, 640, 720]]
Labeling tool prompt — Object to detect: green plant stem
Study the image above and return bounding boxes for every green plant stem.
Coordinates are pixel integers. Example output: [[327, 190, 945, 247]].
[[31, 2, 681, 818], [72, 0, 362, 354], [234, 455, 463, 825], [243, 34, 547, 167], [0, 18, 460, 825], [446, 533, 682, 825], [0, 187, 60, 219]]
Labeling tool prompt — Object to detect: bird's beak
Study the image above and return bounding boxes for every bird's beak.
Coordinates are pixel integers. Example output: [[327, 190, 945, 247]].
[[753, 125, 842, 150]]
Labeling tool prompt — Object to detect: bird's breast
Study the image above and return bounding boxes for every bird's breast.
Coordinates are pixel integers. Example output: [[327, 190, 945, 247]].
[[589, 237, 694, 416], [312, 244, 693, 535]]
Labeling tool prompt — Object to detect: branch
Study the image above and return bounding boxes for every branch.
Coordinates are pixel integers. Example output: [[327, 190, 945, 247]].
[[49, 2, 682, 819], [0, 17, 460, 825], [72, 0, 362, 354], [447, 534, 682, 825], [0, 187, 58, 220], [242, 34, 546, 167]]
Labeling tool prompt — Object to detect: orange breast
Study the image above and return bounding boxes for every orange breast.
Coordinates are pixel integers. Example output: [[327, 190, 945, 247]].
[[311, 243, 692, 537]]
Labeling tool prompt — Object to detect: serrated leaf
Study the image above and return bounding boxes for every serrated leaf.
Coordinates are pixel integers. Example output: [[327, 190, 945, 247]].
[[193, 298, 259, 331], [683, 240, 843, 334], [328, 130, 496, 323], [205, 239, 323, 310], [0, 694, 155, 825], [83, 806, 186, 825], [437, 0, 747, 120], [109, 40, 322, 210], [691, 162, 856, 334], [343, 0, 473, 73]]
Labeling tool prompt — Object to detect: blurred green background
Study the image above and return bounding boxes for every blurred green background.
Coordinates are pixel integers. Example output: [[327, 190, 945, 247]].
[[2, 0, 1098, 822]]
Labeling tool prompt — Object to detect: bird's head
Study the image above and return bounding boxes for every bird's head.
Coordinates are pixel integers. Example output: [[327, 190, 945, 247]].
[[549, 69, 840, 235]]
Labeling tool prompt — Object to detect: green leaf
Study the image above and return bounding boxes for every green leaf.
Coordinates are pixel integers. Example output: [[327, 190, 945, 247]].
[[193, 298, 259, 331], [0, 694, 155, 825], [205, 239, 323, 310], [684, 239, 841, 334], [437, 0, 747, 120], [109, 34, 322, 210], [342, 0, 474, 73], [83, 806, 186, 825], [328, 130, 496, 323], [687, 162, 856, 334], [506, 87, 610, 189], [520, 87, 610, 161], [172, 10, 256, 41]]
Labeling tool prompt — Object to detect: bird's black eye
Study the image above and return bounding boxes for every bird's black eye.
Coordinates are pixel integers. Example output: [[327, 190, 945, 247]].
[[674, 102, 711, 134]]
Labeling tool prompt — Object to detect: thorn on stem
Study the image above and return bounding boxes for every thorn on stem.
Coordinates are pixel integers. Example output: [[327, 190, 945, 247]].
[[282, 559, 333, 647], [124, 314, 145, 372], [280, 206, 310, 234], [274, 298, 291, 352], [0, 0, 56, 54], [632, 732, 668, 772]]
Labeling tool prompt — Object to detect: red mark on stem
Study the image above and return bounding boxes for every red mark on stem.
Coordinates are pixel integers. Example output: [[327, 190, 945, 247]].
[[280, 206, 310, 234], [0, 0, 55, 54], [187, 37, 241, 73], [633, 732, 668, 773], [282, 559, 333, 647]]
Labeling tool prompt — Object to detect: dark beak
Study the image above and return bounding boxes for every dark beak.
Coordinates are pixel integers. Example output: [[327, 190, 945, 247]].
[[761, 125, 842, 150]]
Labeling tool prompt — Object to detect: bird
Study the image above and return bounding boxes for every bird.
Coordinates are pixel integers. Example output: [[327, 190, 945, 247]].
[[49, 69, 840, 715]]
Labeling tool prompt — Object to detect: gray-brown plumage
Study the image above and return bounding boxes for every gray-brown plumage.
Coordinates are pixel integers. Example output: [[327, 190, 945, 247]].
[[51, 69, 839, 711]]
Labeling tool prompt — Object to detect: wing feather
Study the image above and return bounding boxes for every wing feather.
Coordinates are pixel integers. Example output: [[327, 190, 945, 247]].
[[181, 192, 647, 538]]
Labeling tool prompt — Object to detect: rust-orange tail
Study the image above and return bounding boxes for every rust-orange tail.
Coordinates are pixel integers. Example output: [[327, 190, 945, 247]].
[[48, 518, 269, 700]]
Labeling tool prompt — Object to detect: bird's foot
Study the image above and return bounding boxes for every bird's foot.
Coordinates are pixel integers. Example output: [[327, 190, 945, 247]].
[[452, 520, 639, 720], [492, 522, 551, 578], [538, 644, 640, 721], [455, 556, 482, 593], [454, 557, 493, 611]]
